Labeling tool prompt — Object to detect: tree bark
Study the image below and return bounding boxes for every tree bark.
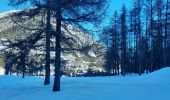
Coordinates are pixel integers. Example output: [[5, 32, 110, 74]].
[[53, 0, 61, 92], [44, 0, 51, 85]]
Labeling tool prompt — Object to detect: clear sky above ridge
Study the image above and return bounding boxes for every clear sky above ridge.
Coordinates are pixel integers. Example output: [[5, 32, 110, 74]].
[[0, 0, 133, 13]]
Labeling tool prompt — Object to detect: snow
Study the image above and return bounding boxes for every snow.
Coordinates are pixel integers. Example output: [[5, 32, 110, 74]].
[[0, 67, 170, 100], [0, 68, 4, 75], [88, 51, 96, 57], [0, 10, 20, 19]]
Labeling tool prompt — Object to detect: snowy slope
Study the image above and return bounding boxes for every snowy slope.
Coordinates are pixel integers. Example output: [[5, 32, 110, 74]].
[[0, 10, 106, 75], [0, 10, 20, 19], [0, 67, 170, 100]]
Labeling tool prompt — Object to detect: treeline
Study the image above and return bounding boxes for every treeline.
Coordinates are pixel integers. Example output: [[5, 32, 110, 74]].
[[101, 0, 170, 76]]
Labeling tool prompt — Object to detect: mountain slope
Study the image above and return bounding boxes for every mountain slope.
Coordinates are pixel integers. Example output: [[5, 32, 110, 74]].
[[0, 10, 106, 76]]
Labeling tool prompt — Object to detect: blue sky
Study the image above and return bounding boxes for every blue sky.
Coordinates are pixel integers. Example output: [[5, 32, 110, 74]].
[[0, 0, 11, 13], [0, 0, 31, 13], [109, 0, 132, 12], [0, 0, 132, 13]]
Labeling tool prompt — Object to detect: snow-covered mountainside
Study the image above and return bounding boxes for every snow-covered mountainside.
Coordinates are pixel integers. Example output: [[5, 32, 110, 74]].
[[0, 10, 106, 75], [0, 67, 170, 100]]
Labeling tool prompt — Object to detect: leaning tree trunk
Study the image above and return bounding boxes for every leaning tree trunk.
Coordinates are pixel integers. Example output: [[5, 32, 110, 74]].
[[53, 0, 61, 92], [44, 1, 51, 85]]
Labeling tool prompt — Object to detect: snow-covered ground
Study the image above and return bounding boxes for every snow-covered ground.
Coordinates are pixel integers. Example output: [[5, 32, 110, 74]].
[[0, 67, 170, 100]]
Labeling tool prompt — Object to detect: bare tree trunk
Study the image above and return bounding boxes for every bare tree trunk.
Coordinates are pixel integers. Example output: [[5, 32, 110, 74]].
[[21, 53, 26, 78], [44, 1, 51, 85], [16, 65, 19, 75], [164, 0, 169, 66], [156, 0, 163, 69], [53, 0, 61, 92], [5, 61, 10, 75], [136, 0, 142, 75], [120, 5, 127, 76], [150, 0, 154, 72]]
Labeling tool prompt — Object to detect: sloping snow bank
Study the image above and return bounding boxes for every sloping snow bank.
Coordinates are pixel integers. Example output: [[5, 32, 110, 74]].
[[139, 67, 170, 84], [0, 67, 170, 100], [149, 67, 170, 77]]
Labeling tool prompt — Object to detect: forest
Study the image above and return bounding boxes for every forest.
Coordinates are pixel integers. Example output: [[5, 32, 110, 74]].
[[100, 0, 170, 76]]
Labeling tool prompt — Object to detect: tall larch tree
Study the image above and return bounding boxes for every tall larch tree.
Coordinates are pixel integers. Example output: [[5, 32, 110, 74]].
[[120, 4, 127, 76]]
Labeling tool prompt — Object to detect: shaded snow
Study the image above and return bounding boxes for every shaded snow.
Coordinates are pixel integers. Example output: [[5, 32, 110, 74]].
[[0, 67, 170, 100]]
